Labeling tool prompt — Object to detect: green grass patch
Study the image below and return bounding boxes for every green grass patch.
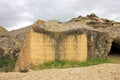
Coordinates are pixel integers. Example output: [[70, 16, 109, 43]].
[[31, 58, 113, 70], [0, 58, 16, 72]]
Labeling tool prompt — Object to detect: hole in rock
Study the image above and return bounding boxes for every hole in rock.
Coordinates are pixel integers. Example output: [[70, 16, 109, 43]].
[[108, 43, 120, 63]]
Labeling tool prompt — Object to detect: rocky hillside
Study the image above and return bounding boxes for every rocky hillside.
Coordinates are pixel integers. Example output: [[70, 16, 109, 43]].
[[0, 26, 8, 35], [70, 13, 114, 23], [0, 26, 31, 58], [0, 13, 120, 59], [70, 14, 120, 49]]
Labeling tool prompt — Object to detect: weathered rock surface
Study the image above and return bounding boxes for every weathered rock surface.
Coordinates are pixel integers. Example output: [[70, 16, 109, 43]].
[[14, 20, 114, 71], [0, 27, 31, 58], [0, 14, 120, 72], [70, 13, 120, 49], [109, 27, 120, 49], [0, 26, 8, 35]]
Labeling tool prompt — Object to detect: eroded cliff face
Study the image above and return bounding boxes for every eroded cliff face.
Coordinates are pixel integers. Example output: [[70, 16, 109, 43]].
[[70, 13, 120, 49], [30, 29, 55, 64], [13, 29, 31, 71], [1, 14, 119, 72], [14, 22, 113, 71], [1, 14, 118, 60], [30, 30, 88, 64], [14, 28, 88, 71]]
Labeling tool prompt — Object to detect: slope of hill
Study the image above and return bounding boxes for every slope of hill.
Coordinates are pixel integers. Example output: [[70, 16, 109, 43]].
[[0, 26, 8, 35]]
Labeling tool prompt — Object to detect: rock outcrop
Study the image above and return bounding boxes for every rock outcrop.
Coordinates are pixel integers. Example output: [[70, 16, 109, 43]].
[[0, 27, 31, 58], [14, 20, 114, 71], [70, 13, 120, 49], [0, 26, 8, 35], [0, 14, 120, 72]]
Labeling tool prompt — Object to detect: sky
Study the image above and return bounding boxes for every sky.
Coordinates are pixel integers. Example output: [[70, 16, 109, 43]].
[[0, 0, 120, 31]]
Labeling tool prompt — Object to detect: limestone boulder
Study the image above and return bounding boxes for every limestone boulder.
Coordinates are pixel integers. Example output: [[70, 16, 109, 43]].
[[14, 20, 114, 71]]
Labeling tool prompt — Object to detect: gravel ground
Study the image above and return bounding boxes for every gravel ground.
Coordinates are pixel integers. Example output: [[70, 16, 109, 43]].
[[109, 55, 120, 64], [0, 63, 120, 80]]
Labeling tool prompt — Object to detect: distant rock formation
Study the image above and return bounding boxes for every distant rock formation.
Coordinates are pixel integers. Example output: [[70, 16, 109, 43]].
[[0, 26, 8, 35], [0, 14, 120, 71], [70, 13, 114, 23], [70, 13, 120, 48]]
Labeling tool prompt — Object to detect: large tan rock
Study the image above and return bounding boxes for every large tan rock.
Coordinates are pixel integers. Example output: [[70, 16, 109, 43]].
[[70, 13, 120, 49], [0, 15, 120, 72], [35, 20, 45, 25], [14, 20, 113, 71]]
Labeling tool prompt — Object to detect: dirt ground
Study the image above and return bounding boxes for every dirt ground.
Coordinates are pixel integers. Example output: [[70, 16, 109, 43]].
[[0, 50, 120, 80], [108, 49, 120, 64], [0, 63, 120, 80], [108, 55, 120, 64]]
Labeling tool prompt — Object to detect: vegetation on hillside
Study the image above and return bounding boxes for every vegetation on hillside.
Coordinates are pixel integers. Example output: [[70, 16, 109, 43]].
[[31, 58, 114, 70], [0, 57, 114, 72], [0, 58, 16, 72]]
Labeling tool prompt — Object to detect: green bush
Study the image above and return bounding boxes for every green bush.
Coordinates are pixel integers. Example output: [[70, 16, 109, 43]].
[[0, 58, 16, 72], [0, 58, 114, 71], [31, 58, 113, 70]]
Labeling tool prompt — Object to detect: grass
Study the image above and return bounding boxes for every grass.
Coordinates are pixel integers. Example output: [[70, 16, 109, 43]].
[[31, 58, 114, 70], [0, 57, 114, 72], [0, 58, 16, 72]]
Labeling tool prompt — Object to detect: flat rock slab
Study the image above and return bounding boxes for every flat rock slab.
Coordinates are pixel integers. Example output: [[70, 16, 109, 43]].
[[0, 64, 120, 80]]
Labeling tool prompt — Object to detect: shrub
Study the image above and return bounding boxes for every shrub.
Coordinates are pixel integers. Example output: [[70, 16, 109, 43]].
[[31, 58, 113, 70], [0, 58, 16, 72]]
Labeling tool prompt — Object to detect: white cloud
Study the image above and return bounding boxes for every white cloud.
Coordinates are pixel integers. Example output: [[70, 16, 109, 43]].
[[7, 21, 32, 31], [0, 0, 120, 30], [18, 12, 33, 19]]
